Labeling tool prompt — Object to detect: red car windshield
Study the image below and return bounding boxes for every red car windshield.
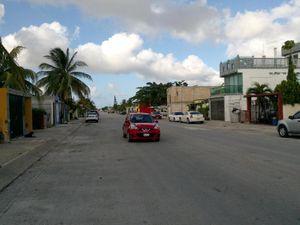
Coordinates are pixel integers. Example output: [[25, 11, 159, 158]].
[[130, 114, 153, 123]]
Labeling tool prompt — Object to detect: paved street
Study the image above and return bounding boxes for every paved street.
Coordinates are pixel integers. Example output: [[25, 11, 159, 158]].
[[0, 113, 300, 225]]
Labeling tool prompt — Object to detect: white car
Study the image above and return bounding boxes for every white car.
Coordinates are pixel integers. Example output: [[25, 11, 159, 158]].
[[85, 111, 99, 123], [181, 111, 204, 124], [168, 112, 184, 122], [277, 111, 300, 137]]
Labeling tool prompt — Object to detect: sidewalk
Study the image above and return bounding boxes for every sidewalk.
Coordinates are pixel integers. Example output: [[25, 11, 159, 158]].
[[0, 119, 83, 192], [202, 120, 277, 134]]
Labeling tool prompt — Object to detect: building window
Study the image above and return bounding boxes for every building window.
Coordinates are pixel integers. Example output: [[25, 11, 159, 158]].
[[224, 73, 243, 94]]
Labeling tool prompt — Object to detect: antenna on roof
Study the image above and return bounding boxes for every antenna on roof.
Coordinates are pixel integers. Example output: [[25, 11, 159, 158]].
[[274, 47, 277, 58]]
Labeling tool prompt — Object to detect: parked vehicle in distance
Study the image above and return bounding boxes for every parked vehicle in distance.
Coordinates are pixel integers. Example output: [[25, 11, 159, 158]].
[[85, 111, 99, 123], [277, 111, 300, 137], [181, 111, 205, 124], [122, 113, 160, 142], [151, 111, 162, 119], [168, 112, 184, 122]]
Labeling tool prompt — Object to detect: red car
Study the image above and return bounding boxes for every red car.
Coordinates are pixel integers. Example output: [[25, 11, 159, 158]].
[[122, 113, 160, 142], [151, 111, 162, 119]]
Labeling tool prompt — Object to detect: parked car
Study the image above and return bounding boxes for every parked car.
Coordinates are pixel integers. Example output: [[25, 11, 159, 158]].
[[85, 111, 99, 123], [168, 112, 184, 122], [277, 111, 300, 137], [181, 111, 205, 124], [151, 111, 162, 119], [122, 113, 160, 142]]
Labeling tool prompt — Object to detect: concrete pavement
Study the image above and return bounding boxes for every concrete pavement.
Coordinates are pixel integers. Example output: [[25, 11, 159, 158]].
[[0, 117, 277, 193], [0, 119, 83, 192]]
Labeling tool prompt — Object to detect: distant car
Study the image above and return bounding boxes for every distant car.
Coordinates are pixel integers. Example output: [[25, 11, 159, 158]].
[[168, 112, 184, 122], [122, 113, 160, 142], [151, 111, 162, 119], [85, 111, 99, 123], [181, 111, 205, 124], [277, 111, 300, 137]]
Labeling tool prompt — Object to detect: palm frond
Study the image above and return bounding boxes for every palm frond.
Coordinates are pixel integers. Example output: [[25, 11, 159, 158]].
[[70, 71, 92, 80], [9, 46, 25, 60]]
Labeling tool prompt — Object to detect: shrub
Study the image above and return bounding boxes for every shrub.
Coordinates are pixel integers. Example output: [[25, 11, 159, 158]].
[[32, 108, 47, 129]]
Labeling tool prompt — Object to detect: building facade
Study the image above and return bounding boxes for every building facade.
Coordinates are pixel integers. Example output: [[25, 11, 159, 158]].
[[210, 54, 300, 122], [0, 88, 32, 142], [32, 96, 65, 127], [167, 86, 212, 114]]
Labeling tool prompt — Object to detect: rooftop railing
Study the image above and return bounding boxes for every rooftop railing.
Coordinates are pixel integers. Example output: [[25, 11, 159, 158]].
[[220, 56, 300, 77]]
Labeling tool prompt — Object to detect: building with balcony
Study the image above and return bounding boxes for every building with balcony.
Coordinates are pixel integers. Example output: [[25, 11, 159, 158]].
[[210, 54, 300, 122]]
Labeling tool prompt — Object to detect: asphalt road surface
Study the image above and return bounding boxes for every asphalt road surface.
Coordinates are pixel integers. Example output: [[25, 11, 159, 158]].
[[0, 113, 300, 225]]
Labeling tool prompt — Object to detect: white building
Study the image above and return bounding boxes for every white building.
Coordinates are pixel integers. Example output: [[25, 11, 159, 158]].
[[32, 96, 64, 127], [210, 53, 300, 122]]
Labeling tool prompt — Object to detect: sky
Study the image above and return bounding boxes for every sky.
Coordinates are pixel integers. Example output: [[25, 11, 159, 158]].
[[0, 0, 299, 107]]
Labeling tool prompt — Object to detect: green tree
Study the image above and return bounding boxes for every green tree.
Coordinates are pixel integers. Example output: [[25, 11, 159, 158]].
[[173, 80, 188, 86], [275, 80, 300, 105], [0, 40, 40, 95], [282, 40, 297, 81], [275, 40, 300, 105], [37, 48, 92, 102], [130, 82, 173, 106], [77, 97, 96, 116]]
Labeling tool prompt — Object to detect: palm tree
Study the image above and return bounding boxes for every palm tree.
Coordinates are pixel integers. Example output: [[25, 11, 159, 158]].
[[247, 82, 273, 122], [37, 48, 92, 102], [0, 40, 41, 95], [0, 39, 41, 96]]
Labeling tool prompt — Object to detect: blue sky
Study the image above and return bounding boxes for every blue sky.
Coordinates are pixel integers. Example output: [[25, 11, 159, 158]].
[[0, 0, 299, 107]]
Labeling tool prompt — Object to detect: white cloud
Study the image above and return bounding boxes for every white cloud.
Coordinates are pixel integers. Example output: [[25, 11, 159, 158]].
[[2, 22, 69, 68], [71, 26, 80, 41], [224, 0, 300, 57], [28, 0, 223, 43], [76, 33, 221, 85], [89, 85, 100, 98], [2, 22, 220, 86], [0, 4, 4, 22]]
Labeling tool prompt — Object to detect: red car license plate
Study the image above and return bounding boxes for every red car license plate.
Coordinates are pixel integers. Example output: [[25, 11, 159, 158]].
[[143, 133, 150, 137]]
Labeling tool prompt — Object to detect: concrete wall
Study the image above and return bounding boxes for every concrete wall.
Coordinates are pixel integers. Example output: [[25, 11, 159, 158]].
[[0, 88, 9, 141], [240, 68, 298, 94], [32, 96, 55, 126], [283, 104, 300, 119], [224, 95, 245, 122], [167, 86, 212, 114]]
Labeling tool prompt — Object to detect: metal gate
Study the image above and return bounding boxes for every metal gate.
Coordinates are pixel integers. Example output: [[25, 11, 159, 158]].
[[210, 97, 224, 120], [9, 94, 24, 138]]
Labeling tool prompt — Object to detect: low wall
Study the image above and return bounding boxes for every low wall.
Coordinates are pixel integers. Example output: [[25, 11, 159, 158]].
[[283, 104, 300, 119]]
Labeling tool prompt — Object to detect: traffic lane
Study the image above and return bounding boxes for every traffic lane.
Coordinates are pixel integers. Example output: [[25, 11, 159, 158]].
[[102, 114, 300, 224], [156, 118, 300, 224], [0, 114, 299, 225], [104, 115, 300, 225]]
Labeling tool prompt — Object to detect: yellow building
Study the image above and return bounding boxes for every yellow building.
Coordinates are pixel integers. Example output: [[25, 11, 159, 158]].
[[167, 86, 213, 114], [0, 88, 32, 142]]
